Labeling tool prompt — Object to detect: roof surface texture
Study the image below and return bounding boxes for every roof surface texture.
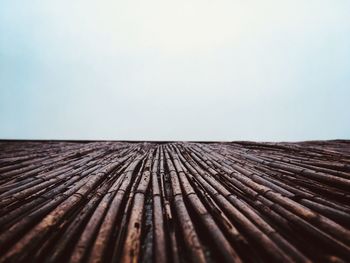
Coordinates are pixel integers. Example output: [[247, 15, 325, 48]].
[[0, 140, 349, 263]]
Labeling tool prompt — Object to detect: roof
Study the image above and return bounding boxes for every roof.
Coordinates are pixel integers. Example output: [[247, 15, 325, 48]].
[[0, 140, 349, 262]]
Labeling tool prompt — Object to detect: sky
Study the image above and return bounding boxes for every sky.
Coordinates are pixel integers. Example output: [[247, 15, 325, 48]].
[[0, 0, 349, 141]]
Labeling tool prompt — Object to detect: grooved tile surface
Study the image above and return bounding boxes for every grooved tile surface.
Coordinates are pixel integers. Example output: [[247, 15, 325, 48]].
[[0, 141, 350, 263]]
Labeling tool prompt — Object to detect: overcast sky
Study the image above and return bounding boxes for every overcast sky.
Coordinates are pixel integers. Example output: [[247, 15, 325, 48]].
[[1, 1, 349, 141]]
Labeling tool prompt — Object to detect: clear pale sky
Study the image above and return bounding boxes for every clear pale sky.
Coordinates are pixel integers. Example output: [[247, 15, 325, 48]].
[[1, 1, 349, 141]]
